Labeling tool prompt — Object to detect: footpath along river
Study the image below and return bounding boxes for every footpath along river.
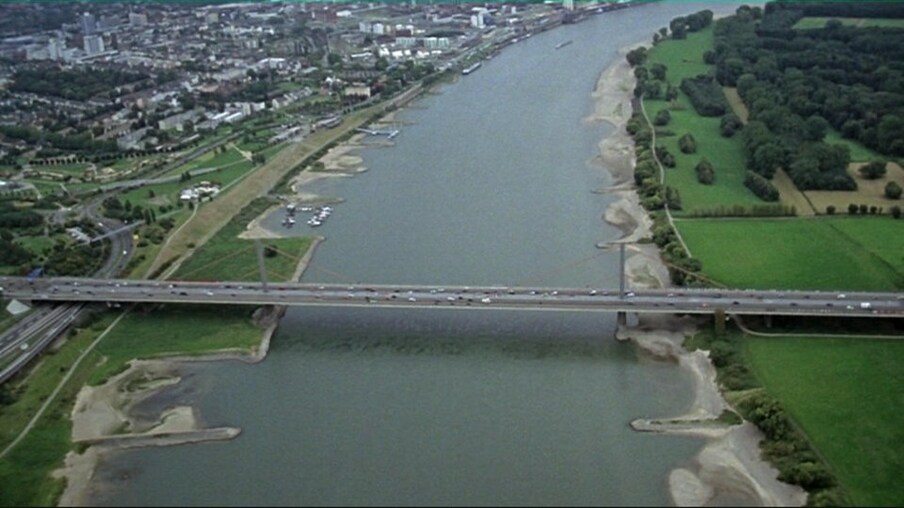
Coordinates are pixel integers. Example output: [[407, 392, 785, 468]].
[[87, 2, 747, 505]]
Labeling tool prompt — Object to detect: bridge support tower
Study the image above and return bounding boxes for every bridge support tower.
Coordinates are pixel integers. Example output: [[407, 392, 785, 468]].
[[254, 239, 269, 292], [616, 311, 627, 328]]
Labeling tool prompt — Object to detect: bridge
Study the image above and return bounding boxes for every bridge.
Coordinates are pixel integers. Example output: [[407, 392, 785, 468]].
[[2, 276, 901, 319]]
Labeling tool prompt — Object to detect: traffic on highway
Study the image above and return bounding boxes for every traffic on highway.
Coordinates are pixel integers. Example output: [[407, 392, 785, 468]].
[[2, 276, 902, 318]]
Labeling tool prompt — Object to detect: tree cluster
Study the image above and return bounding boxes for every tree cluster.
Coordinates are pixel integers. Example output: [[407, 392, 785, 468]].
[[10, 67, 149, 102], [709, 1, 904, 196], [680, 75, 728, 117]]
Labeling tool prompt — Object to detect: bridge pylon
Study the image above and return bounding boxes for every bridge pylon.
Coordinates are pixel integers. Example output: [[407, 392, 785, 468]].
[[254, 239, 269, 292]]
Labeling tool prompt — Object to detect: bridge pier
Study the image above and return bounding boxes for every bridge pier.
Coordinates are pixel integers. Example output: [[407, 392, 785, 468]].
[[254, 239, 269, 292], [764, 314, 773, 329], [617, 311, 627, 328]]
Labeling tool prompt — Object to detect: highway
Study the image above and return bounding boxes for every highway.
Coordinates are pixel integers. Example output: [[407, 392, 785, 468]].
[[2, 276, 902, 319]]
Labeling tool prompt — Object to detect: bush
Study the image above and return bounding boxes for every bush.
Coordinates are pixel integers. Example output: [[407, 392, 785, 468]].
[[848, 203, 858, 215], [720, 113, 743, 137], [891, 205, 902, 218], [744, 171, 780, 201], [885, 181, 902, 199], [654, 108, 671, 126], [779, 462, 836, 491], [678, 133, 697, 154], [696, 158, 715, 184], [859, 160, 887, 180], [825, 205, 835, 215]]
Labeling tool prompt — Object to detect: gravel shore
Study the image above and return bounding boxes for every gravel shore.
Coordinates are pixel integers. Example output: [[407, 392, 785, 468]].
[[592, 46, 806, 507]]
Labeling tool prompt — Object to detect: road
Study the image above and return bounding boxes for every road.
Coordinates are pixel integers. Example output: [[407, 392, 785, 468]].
[[2, 277, 902, 319]]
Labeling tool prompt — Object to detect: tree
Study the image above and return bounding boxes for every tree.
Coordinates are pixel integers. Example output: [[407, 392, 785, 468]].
[[696, 159, 715, 184], [803, 115, 829, 142], [626, 47, 647, 67], [891, 205, 902, 218], [886, 181, 902, 200], [826, 205, 835, 215], [859, 160, 887, 180], [678, 133, 697, 154], [848, 203, 858, 215], [654, 109, 671, 126], [651, 63, 668, 81]]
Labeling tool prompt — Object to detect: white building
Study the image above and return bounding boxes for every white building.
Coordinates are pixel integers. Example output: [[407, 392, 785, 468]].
[[48, 38, 65, 60], [84, 34, 105, 55]]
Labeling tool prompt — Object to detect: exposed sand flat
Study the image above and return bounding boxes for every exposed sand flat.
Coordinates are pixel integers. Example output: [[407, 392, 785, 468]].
[[593, 46, 807, 507]]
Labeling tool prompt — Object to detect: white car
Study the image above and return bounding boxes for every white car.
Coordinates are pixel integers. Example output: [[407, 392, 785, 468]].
[[481, 297, 492, 304]]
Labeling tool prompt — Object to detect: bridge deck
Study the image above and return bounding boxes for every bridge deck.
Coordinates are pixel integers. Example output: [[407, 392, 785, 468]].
[[2, 277, 901, 318]]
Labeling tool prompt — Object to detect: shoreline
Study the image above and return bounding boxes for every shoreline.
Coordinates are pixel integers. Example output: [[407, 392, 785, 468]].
[[593, 45, 806, 506], [50, 29, 808, 508], [52, 233, 326, 506]]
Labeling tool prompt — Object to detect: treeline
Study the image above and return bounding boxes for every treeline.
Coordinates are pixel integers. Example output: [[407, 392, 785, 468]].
[[0, 206, 43, 229], [692, 328, 848, 506], [627, 112, 704, 287], [708, 3, 904, 192], [10, 67, 149, 102], [688, 203, 796, 218]]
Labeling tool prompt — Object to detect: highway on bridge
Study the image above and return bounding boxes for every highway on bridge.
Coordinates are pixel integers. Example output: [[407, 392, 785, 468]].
[[2, 276, 902, 319]]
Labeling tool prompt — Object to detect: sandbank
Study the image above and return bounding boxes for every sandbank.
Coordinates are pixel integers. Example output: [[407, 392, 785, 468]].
[[592, 44, 807, 507]]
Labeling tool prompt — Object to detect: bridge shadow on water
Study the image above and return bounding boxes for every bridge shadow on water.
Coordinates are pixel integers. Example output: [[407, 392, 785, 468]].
[[272, 306, 636, 362]]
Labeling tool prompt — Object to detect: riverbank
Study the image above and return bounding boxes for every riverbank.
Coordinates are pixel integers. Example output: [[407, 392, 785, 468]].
[[592, 46, 806, 506], [52, 232, 324, 506]]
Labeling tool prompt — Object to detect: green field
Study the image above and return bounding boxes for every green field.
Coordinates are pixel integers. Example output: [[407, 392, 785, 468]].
[[171, 198, 313, 282], [676, 217, 904, 291], [87, 305, 264, 385], [643, 27, 762, 215], [746, 337, 904, 506]]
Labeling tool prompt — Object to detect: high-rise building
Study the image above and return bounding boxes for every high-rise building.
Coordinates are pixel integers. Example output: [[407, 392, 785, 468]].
[[80, 12, 97, 34], [563, 0, 575, 11], [84, 34, 105, 55], [47, 38, 65, 60]]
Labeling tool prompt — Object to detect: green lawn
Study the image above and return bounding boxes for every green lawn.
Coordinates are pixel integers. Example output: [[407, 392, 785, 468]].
[[746, 337, 904, 506], [172, 198, 313, 282], [87, 305, 264, 385], [644, 27, 762, 215], [676, 217, 904, 291]]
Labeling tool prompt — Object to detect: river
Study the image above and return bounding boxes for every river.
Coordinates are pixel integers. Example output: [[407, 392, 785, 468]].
[[89, 2, 739, 505]]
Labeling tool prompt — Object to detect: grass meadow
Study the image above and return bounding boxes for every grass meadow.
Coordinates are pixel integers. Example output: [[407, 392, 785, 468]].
[[676, 217, 904, 291], [643, 27, 762, 215], [745, 336, 904, 506]]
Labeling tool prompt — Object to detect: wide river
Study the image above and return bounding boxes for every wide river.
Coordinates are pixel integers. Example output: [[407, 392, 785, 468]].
[[91, 3, 738, 505]]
